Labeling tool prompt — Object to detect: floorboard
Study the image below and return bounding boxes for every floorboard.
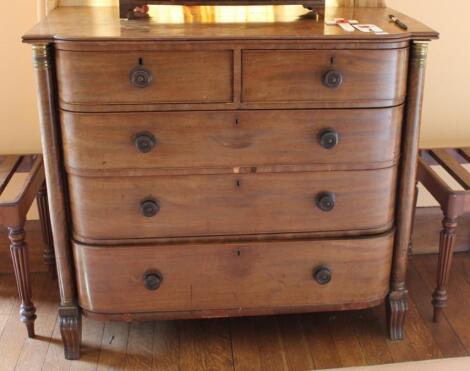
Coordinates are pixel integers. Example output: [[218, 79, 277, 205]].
[[0, 254, 468, 371]]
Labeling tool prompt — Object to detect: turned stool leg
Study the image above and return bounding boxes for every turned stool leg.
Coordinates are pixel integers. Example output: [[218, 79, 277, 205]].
[[432, 215, 458, 322], [9, 227, 37, 337], [37, 182, 56, 279]]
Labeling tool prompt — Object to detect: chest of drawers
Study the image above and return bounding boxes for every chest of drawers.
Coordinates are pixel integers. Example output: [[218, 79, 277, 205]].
[[24, 5, 437, 359]]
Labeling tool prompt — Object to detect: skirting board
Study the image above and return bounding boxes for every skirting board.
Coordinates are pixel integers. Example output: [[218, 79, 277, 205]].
[[0, 206, 468, 274]]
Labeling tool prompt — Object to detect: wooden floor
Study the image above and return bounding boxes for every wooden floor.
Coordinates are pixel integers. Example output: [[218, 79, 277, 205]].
[[0, 254, 469, 371]]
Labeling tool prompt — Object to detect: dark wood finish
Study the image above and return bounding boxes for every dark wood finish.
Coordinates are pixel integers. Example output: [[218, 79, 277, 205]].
[[59, 305, 82, 360], [68, 167, 397, 241], [3, 253, 470, 369], [242, 48, 408, 104], [411, 207, 470, 255], [387, 41, 430, 341], [30, 44, 81, 359], [61, 107, 402, 173], [416, 148, 470, 323], [8, 227, 36, 338], [73, 233, 393, 314], [22, 6, 438, 42], [23, 5, 437, 359], [432, 216, 458, 322], [0, 155, 53, 339], [429, 149, 470, 190], [56, 50, 233, 106], [36, 182, 56, 278], [0, 156, 22, 195]]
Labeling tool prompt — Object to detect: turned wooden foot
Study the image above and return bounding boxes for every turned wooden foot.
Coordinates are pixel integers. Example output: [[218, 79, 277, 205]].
[[59, 306, 82, 360], [37, 182, 56, 279], [386, 289, 408, 340], [432, 216, 458, 322], [9, 227, 37, 338]]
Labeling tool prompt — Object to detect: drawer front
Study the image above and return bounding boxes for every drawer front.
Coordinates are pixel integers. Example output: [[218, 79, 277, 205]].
[[62, 107, 402, 172], [73, 232, 393, 314], [56, 50, 233, 105], [68, 167, 396, 241], [242, 49, 408, 104]]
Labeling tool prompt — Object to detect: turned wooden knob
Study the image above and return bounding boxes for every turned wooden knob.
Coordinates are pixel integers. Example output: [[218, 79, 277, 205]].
[[323, 69, 343, 89], [319, 130, 339, 149], [140, 199, 160, 217], [313, 266, 332, 285], [316, 192, 336, 212], [134, 132, 156, 153], [143, 271, 162, 291], [130, 66, 153, 88]]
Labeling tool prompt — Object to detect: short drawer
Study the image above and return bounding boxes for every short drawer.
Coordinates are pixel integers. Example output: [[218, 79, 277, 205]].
[[242, 49, 408, 105], [73, 232, 393, 314], [68, 167, 397, 241], [61, 107, 402, 172], [56, 50, 233, 105]]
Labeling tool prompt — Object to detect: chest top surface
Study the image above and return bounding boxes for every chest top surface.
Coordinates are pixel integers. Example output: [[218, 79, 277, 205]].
[[23, 5, 438, 43]]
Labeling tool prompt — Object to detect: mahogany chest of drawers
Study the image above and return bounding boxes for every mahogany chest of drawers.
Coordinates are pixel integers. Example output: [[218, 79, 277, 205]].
[[23, 5, 437, 359]]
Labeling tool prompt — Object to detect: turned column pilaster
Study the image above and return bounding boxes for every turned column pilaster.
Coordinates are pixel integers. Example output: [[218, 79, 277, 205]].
[[387, 41, 429, 340]]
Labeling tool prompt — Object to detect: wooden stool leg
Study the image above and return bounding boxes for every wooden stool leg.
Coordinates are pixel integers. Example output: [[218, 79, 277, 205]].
[[432, 216, 458, 322], [37, 182, 56, 278], [8, 227, 37, 338]]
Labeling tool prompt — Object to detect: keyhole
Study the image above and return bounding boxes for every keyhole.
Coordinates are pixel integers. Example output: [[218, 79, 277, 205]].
[[235, 179, 241, 188], [235, 117, 240, 126], [330, 56, 336, 65], [237, 249, 241, 256], [139, 58, 143, 65]]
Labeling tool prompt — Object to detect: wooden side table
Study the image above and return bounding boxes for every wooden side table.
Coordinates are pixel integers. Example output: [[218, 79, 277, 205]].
[[417, 147, 470, 322], [0, 155, 55, 337]]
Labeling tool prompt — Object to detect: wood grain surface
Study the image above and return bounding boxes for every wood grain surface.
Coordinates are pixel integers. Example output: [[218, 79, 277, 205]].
[[22, 6, 438, 42], [61, 107, 402, 173], [72, 232, 393, 314], [242, 48, 408, 104], [68, 167, 397, 241], [56, 50, 233, 106]]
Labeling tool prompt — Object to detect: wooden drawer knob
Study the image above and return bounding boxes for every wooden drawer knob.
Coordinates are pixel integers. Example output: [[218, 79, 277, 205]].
[[323, 69, 343, 89], [130, 66, 153, 88], [319, 130, 339, 149], [143, 271, 162, 291], [316, 192, 336, 212], [140, 199, 160, 217], [134, 132, 156, 153], [313, 266, 332, 285]]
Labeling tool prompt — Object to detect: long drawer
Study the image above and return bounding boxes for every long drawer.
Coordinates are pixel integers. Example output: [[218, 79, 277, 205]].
[[68, 167, 397, 241], [73, 232, 393, 314], [242, 49, 408, 104], [61, 107, 402, 172], [56, 50, 233, 105]]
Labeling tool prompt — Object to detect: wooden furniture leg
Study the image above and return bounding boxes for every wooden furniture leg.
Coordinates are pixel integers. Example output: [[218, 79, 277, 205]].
[[37, 181, 56, 278], [9, 226, 37, 338], [432, 215, 458, 322], [59, 306, 82, 360], [387, 41, 429, 341], [32, 44, 82, 359]]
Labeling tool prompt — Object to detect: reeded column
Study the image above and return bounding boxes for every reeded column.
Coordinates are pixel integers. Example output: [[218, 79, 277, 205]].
[[387, 41, 429, 340], [32, 43, 81, 360], [432, 216, 458, 322], [9, 227, 36, 338]]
